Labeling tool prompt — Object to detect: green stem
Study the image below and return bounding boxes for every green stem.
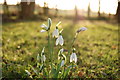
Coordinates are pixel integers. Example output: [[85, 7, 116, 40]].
[[51, 37, 55, 64], [71, 62, 74, 78], [47, 31, 51, 78], [68, 33, 78, 57]]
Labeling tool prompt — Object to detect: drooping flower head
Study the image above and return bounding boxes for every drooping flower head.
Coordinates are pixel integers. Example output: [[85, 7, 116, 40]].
[[52, 27, 59, 38], [52, 21, 61, 38], [58, 48, 64, 60], [77, 27, 87, 33], [58, 48, 66, 67], [41, 47, 46, 63], [37, 53, 40, 62], [70, 48, 77, 63], [60, 60, 65, 67], [55, 29, 64, 46], [40, 18, 52, 32], [56, 35, 64, 46]]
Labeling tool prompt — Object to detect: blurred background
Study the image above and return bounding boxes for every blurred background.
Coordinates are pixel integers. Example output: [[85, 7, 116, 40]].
[[0, 0, 120, 22]]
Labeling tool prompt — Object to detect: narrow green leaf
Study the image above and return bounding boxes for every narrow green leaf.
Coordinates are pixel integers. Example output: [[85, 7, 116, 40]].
[[53, 60, 62, 78], [39, 64, 43, 72], [43, 68, 48, 77], [29, 65, 38, 76], [63, 67, 71, 78], [50, 65, 57, 77]]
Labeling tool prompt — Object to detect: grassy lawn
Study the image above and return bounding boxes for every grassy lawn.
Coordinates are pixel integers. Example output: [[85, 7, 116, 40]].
[[2, 18, 119, 78]]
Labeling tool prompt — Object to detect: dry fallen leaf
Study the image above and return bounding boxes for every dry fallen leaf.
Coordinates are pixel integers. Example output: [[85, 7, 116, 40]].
[[78, 71, 85, 77]]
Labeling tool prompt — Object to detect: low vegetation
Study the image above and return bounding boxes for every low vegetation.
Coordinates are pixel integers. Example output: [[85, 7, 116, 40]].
[[2, 18, 119, 79]]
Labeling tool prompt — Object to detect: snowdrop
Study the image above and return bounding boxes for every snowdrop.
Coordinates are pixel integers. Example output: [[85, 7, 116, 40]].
[[58, 48, 64, 60], [77, 27, 87, 33], [41, 47, 46, 63], [60, 55, 66, 67], [40, 24, 49, 32], [58, 48, 66, 67], [41, 55, 46, 63], [37, 53, 40, 61], [60, 60, 65, 67], [70, 53, 77, 63], [40, 18, 52, 32], [52, 21, 61, 37], [41, 47, 45, 55], [52, 27, 59, 38], [56, 34, 64, 46]]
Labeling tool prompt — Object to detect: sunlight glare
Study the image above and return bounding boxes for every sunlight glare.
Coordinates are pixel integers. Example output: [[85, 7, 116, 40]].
[[0, 0, 118, 14]]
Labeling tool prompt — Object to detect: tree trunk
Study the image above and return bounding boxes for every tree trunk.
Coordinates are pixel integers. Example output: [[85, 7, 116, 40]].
[[75, 5, 78, 19], [20, 0, 35, 19], [88, 2, 91, 18], [3, 0, 9, 21], [98, 0, 101, 17], [3, 0, 9, 16], [43, 2, 49, 15], [116, 1, 120, 23]]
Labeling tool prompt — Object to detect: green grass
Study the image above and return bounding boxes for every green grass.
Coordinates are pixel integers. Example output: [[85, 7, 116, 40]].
[[2, 18, 119, 78]]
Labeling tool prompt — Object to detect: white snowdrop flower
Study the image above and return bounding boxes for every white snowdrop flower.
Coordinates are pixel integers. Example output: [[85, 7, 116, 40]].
[[40, 24, 49, 32], [60, 60, 65, 67], [41, 47, 45, 54], [77, 27, 87, 33], [40, 29, 47, 33], [40, 18, 52, 32], [56, 35, 64, 46], [40, 47, 46, 63], [41, 55, 46, 63], [41, 24, 49, 30], [37, 54, 40, 61], [70, 53, 77, 63], [52, 27, 59, 38]]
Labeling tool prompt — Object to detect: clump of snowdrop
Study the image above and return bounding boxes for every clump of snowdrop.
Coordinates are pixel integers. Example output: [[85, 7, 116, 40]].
[[25, 18, 88, 78], [52, 22, 64, 46], [37, 47, 46, 63]]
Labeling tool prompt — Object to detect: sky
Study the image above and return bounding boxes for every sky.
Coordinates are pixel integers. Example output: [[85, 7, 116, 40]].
[[0, 0, 118, 14]]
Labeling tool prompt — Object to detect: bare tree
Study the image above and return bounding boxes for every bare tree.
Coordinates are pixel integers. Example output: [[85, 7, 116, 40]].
[[98, 0, 101, 17], [20, 0, 35, 19], [43, 2, 49, 15], [116, 1, 120, 23], [88, 2, 91, 18], [3, 0, 9, 16], [54, 5, 58, 17], [75, 5, 78, 19]]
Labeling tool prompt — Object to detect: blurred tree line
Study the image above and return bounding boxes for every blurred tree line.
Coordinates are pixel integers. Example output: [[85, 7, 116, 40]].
[[2, 0, 120, 23], [2, 0, 52, 21]]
